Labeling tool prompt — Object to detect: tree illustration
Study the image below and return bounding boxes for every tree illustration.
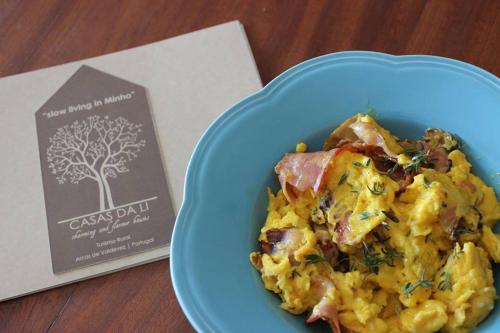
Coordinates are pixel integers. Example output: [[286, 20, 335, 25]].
[[47, 115, 145, 211]]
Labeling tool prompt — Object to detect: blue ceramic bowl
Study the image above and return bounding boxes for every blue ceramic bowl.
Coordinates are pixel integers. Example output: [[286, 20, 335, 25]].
[[171, 51, 499, 333]]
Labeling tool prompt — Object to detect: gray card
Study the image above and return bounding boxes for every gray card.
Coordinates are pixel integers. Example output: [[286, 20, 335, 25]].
[[35, 65, 174, 273]]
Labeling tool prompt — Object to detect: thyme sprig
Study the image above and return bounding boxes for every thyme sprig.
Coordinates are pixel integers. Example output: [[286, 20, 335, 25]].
[[362, 242, 383, 273], [305, 254, 327, 263], [362, 242, 403, 273], [438, 271, 453, 291], [403, 270, 433, 296], [381, 245, 402, 267], [380, 162, 399, 176], [367, 181, 385, 195], [403, 150, 428, 174]]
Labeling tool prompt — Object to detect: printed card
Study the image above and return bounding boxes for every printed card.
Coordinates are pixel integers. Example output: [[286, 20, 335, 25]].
[[36, 65, 174, 273]]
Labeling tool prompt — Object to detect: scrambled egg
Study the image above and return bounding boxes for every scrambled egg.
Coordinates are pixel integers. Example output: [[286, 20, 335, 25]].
[[250, 114, 499, 333]]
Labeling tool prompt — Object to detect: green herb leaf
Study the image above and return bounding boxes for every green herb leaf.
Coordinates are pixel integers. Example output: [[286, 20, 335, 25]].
[[338, 172, 349, 186], [319, 190, 332, 211], [359, 211, 370, 220], [404, 148, 419, 155], [378, 162, 399, 176], [452, 247, 464, 259], [305, 254, 327, 263], [348, 260, 358, 272], [404, 150, 428, 174], [403, 282, 412, 294], [437, 271, 453, 291], [424, 177, 431, 189], [403, 270, 433, 296], [420, 278, 433, 288], [366, 103, 377, 118], [367, 181, 385, 195], [362, 242, 383, 274], [365, 159, 371, 167], [353, 161, 363, 167], [381, 245, 402, 266], [381, 210, 399, 223], [361, 241, 403, 273]]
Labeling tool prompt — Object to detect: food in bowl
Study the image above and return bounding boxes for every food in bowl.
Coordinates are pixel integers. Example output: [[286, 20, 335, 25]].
[[250, 114, 500, 333]]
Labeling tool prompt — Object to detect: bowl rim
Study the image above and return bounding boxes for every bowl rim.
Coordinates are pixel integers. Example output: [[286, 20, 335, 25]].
[[170, 51, 500, 332]]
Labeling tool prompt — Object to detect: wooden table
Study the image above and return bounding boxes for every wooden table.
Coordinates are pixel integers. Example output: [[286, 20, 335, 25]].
[[0, 1, 498, 332]]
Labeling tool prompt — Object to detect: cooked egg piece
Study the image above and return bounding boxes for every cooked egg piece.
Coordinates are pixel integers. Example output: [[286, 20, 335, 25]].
[[434, 242, 496, 333], [325, 150, 399, 245], [400, 299, 448, 333], [480, 225, 500, 263]]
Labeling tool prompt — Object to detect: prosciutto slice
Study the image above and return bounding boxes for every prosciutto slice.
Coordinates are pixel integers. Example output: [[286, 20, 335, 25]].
[[323, 116, 359, 150], [275, 149, 337, 201], [323, 114, 401, 158], [426, 146, 451, 172], [350, 120, 399, 158], [306, 276, 342, 333], [306, 297, 342, 333]]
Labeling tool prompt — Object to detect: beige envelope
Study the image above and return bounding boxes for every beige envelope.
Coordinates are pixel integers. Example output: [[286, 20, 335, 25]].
[[0, 21, 262, 300]]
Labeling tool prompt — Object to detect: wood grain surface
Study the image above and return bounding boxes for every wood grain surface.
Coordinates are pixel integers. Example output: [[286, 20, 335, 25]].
[[0, 0, 498, 332]]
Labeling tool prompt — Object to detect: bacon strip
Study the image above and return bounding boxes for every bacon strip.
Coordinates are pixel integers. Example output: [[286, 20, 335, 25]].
[[275, 149, 337, 201]]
